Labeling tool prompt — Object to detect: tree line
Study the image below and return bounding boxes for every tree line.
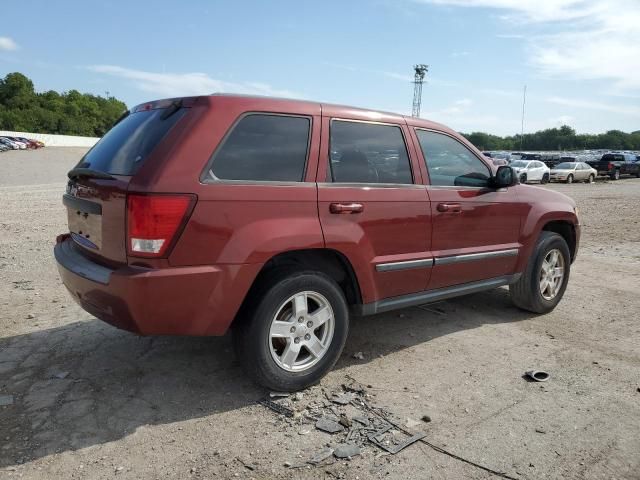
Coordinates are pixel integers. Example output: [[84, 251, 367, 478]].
[[0, 72, 126, 137], [462, 125, 640, 152]]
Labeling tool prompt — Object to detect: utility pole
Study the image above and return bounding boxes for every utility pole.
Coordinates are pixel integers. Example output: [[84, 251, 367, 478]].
[[412, 64, 429, 118], [520, 84, 527, 150]]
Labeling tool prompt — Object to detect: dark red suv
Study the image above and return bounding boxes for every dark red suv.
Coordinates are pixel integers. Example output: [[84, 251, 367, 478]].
[[55, 95, 580, 391]]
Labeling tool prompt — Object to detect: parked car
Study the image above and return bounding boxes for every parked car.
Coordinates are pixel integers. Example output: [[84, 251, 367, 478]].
[[0, 143, 10, 152], [509, 159, 551, 184], [54, 94, 580, 391], [0, 137, 21, 150], [586, 153, 640, 180], [491, 158, 509, 167], [550, 162, 597, 183]]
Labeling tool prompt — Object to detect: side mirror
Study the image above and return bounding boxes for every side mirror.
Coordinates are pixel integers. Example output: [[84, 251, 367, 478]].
[[491, 165, 517, 188]]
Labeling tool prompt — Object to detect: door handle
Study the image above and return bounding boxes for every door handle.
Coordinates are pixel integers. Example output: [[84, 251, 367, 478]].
[[437, 202, 462, 213], [329, 202, 364, 214]]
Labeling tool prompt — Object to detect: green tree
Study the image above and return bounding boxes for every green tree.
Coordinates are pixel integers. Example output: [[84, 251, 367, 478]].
[[0, 72, 126, 136]]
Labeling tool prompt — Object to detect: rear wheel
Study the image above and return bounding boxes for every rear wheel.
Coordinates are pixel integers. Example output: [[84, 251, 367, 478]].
[[510, 231, 570, 314], [565, 174, 573, 184], [520, 173, 527, 184], [610, 169, 620, 180], [233, 270, 349, 391], [541, 174, 549, 184]]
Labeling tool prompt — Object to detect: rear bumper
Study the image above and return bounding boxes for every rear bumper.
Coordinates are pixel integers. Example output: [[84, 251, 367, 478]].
[[54, 237, 261, 335]]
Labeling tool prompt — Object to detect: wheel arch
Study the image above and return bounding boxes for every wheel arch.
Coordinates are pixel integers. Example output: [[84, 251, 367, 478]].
[[231, 248, 364, 329], [542, 220, 577, 262]]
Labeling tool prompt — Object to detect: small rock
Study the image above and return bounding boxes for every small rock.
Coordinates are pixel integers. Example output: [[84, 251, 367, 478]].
[[293, 392, 304, 401], [298, 426, 312, 435], [535, 428, 546, 434], [339, 414, 352, 428], [333, 443, 361, 459], [330, 392, 355, 405], [0, 395, 14, 406], [352, 352, 365, 360], [115, 466, 124, 473], [52, 371, 69, 380], [421, 415, 432, 423], [284, 461, 292, 468], [190, 467, 196, 474], [26, 314, 35, 319]]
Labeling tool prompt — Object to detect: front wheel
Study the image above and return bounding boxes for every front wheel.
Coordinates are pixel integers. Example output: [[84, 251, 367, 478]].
[[233, 270, 349, 391], [541, 174, 549, 184], [566, 174, 573, 184], [586, 174, 595, 183], [520, 173, 527, 184], [510, 231, 571, 314]]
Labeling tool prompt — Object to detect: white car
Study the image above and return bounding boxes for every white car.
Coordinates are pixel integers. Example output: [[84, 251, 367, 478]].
[[510, 160, 550, 184]]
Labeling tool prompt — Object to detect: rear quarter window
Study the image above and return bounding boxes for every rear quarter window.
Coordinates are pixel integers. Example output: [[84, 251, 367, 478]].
[[205, 114, 310, 182], [77, 108, 187, 176]]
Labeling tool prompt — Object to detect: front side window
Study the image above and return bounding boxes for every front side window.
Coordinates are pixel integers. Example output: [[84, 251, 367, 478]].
[[329, 120, 413, 184], [415, 130, 490, 187], [208, 114, 310, 182]]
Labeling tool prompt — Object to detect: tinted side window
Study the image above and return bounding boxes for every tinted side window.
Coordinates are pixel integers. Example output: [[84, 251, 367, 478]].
[[415, 130, 490, 187], [329, 121, 413, 184], [209, 114, 310, 182]]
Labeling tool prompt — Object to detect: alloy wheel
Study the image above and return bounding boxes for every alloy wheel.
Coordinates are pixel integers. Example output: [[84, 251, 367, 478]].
[[268, 291, 335, 372], [539, 249, 565, 301]]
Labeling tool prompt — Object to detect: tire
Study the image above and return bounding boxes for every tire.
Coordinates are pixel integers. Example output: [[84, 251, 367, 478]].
[[541, 174, 549, 184], [520, 173, 527, 184], [509, 231, 571, 314], [233, 270, 349, 391], [566, 174, 573, 184], [610, 169, 620, 180], [586, 174, 595, 184]]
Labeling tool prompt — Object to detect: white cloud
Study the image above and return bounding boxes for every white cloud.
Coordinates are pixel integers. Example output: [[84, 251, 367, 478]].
[[87, 65, 302, 99], [0, 36, 18, 51], [545, 96, 640, 117], [451, 51, 470, 58], [415, 0, 640, 91]]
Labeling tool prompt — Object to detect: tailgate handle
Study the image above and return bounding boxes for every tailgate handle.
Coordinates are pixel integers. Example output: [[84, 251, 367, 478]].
[[330, 202, 364, 214], [437, 202, 462, 213]]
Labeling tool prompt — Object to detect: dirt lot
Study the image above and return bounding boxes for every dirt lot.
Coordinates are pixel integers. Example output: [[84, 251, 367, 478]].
[[1, 148, 639, 479]]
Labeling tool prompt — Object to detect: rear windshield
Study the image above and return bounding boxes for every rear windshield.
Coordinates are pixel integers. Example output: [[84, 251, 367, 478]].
[[555, 162, 575, 169], [77, 108, 187, 175], [602, 153, 623, 162]]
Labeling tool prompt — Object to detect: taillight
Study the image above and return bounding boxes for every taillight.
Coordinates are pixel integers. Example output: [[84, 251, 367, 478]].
[[608, 162, 614, 170], [126, 194, 195, 257]]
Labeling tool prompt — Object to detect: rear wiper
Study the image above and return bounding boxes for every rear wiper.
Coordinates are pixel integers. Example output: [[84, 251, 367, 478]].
[[160, 100, 182, 120], [67, 168, 116, 181]]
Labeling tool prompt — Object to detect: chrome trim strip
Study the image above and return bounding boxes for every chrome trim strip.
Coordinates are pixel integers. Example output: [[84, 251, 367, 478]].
[[434, 248, 518, 266], [376, 258, 434, 272]]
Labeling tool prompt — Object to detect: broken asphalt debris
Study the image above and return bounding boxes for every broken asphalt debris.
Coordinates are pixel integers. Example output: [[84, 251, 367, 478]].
[[333, 443, 361, 458], [0, 394, 14, 406], [257, 376, 520, 479], [352, 351, 365, 360], [316, 417, 345, 434], [525, 370, 551, 382]]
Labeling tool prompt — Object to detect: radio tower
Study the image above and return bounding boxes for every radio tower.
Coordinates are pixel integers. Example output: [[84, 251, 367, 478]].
[[411, 64, 429, 118]]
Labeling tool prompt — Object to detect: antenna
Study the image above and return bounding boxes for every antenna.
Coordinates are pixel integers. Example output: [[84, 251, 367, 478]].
[[520, 84, 527, 150], [412, 64, 429, 118]]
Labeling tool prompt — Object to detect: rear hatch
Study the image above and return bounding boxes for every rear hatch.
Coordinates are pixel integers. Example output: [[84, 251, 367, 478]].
[[64, 100, 189, 264]]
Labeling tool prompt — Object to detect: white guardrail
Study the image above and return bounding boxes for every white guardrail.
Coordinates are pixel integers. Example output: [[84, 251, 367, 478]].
[[0, 131, 99, 147]]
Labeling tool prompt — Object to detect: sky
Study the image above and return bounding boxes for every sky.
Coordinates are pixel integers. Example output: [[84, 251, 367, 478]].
[[1, 0, 639, 136]]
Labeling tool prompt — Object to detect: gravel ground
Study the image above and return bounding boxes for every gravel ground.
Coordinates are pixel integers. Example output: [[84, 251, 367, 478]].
[[1, 148, 639, 479]]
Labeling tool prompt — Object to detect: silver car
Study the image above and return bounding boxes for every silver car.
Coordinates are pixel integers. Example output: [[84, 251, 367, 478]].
[[550, 162, 597, 184]]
